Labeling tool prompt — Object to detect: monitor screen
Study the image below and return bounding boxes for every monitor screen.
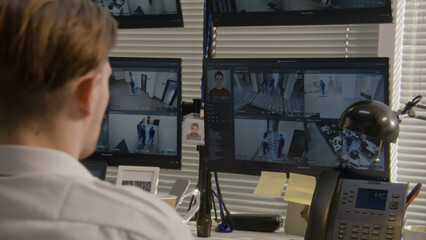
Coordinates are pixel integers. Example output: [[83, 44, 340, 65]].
[[90, 57, 182, 169], [209, 0, 392, 26], [92, 0, 183, 28], [81, 159, 107, 180], [204, 58, 390, 181]]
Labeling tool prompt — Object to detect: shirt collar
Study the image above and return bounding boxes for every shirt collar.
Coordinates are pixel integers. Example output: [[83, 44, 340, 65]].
[[0, 144, 94, 179]]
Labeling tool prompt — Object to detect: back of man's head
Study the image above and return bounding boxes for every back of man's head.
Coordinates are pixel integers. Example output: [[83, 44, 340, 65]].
[[0, 0, 117, 128]]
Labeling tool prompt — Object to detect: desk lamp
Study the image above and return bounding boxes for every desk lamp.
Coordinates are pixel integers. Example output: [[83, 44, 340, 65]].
[[339, 95, 425, 162], [339, 95, 426, 140], [338, 99, 400, 164], [338, 96, 423, 207]]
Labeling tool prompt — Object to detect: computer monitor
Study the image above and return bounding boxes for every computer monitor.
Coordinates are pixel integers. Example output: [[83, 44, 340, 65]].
[[204, 58, 390, 181], [209, 0, 392, 27], [81, 159, 108, 180], [92, 0, 183, 28], [90, 57, 182, 169]]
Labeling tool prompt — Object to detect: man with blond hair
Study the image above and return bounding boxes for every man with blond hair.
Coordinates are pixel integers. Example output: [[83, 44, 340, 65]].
[[0, 0, 193, 239]]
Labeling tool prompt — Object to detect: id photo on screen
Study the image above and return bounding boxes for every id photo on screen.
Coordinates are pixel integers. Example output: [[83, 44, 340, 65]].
[[207, 70, 231, 97]]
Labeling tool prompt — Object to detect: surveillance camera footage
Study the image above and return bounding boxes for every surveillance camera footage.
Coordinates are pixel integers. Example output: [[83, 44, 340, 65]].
[[205, 58, 390, 180]]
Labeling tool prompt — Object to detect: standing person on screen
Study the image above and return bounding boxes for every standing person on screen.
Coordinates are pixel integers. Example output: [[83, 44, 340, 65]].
[[277, 134, 285, 158], [148, 125, 156, 144], [209, 71, 231, 96], [320, 79, 326, 95], [261, 131, 270, 156], [0, 1, 193, 239]]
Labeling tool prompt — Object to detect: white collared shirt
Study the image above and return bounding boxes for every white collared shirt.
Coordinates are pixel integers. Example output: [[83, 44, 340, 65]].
[[0, 144, 193, 240]]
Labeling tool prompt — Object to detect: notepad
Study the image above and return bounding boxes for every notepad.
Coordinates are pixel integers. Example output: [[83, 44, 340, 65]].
[[253, 171, 287, 197], [284, 173, 316, 206]]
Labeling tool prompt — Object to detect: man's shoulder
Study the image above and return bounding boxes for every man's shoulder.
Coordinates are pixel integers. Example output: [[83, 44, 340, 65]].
[[0, 174, 193, 239], [67, 177, 194, 239]]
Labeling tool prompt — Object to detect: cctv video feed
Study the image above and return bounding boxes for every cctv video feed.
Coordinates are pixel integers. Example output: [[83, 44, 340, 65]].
[[205, 58, 389, 174], [211, 0, 388, 13], [96, 58, 180, 157], [93, 0, 179, 16]]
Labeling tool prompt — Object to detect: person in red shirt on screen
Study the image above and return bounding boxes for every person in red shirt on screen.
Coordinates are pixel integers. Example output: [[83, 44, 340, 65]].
[[209, 71, 231, 96]]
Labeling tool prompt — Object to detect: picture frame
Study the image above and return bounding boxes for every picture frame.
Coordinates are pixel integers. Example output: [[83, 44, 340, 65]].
[[116, 166, 160, 194]]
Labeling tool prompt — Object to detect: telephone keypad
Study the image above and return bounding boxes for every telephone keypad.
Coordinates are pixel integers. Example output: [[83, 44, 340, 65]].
[[330, 179, 407, 240]]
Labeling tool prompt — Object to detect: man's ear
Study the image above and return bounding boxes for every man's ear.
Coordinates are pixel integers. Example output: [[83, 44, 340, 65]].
[[76, 73, 101, 116]]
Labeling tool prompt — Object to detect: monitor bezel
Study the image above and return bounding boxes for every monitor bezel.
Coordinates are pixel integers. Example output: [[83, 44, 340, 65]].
[[90, 57, 182, 170], [209, 0, 392, 27], [203, 57, 390, 181], [95, 0, 184, 29]]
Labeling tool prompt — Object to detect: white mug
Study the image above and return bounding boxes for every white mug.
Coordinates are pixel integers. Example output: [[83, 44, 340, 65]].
[[403, 225, 426, 240]]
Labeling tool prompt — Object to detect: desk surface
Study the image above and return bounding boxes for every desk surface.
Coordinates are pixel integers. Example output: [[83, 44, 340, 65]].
[[188, 225, 304, 240]]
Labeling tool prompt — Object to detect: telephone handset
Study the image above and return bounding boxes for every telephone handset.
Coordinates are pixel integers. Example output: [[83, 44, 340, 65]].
[[305, 171, 408, 240]]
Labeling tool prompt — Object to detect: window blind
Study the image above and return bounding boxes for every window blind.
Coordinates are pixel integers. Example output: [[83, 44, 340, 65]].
[[106, 0, 381, 219], [394, 0, 426, 226]]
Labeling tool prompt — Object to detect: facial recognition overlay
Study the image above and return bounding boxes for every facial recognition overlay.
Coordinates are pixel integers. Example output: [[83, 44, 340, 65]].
[[93, 58, 181, 169], [93, 0, 178, 16], [234, 118, 304, 163], [207, 70, 232, 97], [233, 70, 304, 117], [204, 58, 390, 180]]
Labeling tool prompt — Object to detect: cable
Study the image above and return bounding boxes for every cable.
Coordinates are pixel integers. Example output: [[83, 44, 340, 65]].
[[214, 172, 232, 232], [406, 183, 422, 208], [401, 95, 422, 115]]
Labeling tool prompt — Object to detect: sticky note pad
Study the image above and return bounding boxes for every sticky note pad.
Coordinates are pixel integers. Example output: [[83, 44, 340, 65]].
[[253, 171, 287, 197], [284, 173, 316, 206]]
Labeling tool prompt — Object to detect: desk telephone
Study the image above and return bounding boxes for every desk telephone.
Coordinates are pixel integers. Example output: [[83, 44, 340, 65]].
[[305, 171, 408, 240]]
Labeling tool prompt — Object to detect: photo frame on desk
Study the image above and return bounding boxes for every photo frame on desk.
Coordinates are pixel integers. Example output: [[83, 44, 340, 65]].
[[116, 166, 160, 194]]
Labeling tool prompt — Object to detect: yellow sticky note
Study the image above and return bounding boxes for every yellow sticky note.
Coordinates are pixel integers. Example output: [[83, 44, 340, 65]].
[[284, 173, 316, 206], [253, 171, 287, 197]]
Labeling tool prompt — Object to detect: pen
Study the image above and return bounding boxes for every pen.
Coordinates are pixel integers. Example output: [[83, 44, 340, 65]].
[[406, 183, 422, 208]]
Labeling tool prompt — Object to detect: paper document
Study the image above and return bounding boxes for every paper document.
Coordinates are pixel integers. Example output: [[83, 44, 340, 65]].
[[284, 173, 316, 206], [253, 171, 287, 197]]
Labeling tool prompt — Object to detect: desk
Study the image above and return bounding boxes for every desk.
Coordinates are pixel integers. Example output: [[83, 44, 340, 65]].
[[188, 225, 304, 240]]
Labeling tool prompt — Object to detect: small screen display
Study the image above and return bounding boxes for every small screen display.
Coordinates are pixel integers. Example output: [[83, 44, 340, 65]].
[[90, 57, 182, 169], [355, 188, 388, 210], [210, 0, 392, 26], [92, 0, 183, 28]]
